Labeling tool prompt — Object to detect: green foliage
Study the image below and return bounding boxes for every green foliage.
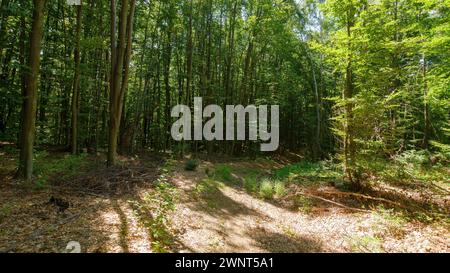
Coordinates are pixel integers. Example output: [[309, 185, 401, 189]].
[[33, 152, 89, 188], [274, 161, 321, 180], [394, 150, 430, 167], [259, 179, 275, 199], [243, 175, 259, 193], [376, 150, 450, 185], [273, 161, 341, 185], [316, 0, 450, 185], [1, 0, 448, 194], [194, 178, 222, 198], [213, 165, 234, 183], [184, 159, 199, 171], [132, 181, 178, 253], [274, 181, 287, 197], [373, 206, 407, 239]]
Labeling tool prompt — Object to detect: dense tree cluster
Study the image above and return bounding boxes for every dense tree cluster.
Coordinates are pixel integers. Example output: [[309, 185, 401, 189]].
[[0, 0, 448, 187]]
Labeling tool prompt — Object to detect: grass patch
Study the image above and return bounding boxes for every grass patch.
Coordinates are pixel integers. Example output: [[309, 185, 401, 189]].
[[274, 180, 287, 197], [132, 181, 178, 253], [131, 162, 179, 253], [259, 179, 275, 199], [273, 160, 341, 186], [213, 164, 235, 183], [33, 151, 90, 188], [243, 175, 259, 193]]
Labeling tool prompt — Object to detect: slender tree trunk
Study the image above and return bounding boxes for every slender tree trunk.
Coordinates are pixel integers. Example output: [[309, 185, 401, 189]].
[[18, 0, 45, 182], [422, 53, 430, 150], [186, 2, 193, 107], [109, 0, 129, 165], [71, 3, 82, 154], [164, 29, 172, 151], [108, 0, 135, 166], [343, 10, 359, 188]]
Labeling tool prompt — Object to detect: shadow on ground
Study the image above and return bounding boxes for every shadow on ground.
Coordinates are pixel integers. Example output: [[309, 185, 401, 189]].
[[246, 227, 324, 253]]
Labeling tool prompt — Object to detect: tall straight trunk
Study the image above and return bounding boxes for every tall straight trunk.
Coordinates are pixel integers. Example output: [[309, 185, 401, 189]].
[[118, 0, 136, 154], [109, 0, 127, 163], [108, 0, 135, 166], [186, 2, 193, 107], [225, 1, 238, 155], [110, 0, 117, 82], [108, 0, 118, 165], [71, 3, 82, 154], [164, 30, 172, 151], [311, 59, 321, 158], [422, 53, 430, 150], [225, 1, 237, 106], [343, 10, 359, 187], [18, 0, 45, 181], [17, 15, 26, 149]]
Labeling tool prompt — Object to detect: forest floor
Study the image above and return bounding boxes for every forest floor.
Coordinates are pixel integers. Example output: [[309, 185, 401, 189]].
[[0, 144, 449, 253]]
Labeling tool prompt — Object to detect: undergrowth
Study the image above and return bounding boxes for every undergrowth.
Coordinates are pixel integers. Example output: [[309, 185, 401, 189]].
[[131, 164, 178, 253]]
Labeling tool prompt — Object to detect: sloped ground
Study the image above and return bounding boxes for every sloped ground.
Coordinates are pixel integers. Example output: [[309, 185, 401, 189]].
[[0, 148, 449, 253]]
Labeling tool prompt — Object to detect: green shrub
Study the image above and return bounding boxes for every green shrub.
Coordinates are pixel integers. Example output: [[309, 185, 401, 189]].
[[184, 159, 199, 171], [274, 180, 287, 197], [214, 164, 233, 182], [259, 179, 274, 199], [243, 175, 258, 193], [132, 181, 178, 253], [394, 150, 430, 167]]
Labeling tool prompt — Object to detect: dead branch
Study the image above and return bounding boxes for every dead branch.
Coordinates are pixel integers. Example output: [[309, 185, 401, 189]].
[[298, 192, 371, 213]]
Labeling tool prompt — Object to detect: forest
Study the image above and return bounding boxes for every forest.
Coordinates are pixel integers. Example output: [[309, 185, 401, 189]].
[[0, 0, 449, 253]]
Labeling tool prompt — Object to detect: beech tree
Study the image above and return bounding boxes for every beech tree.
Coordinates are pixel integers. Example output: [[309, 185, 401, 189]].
[[17, 0, 46, 181]]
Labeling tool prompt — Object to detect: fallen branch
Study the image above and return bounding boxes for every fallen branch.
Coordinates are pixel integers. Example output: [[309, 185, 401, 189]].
[[318, 190, 449, 218], [320, 191, 406, 209], [298, 192, 371, 213]]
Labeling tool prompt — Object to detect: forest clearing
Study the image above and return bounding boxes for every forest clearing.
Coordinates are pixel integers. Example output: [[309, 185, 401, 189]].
[[0, 0, 449, 254]]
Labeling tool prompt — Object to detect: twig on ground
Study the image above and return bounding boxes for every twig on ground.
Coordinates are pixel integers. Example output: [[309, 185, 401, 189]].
[[298, 191, 371, 213]]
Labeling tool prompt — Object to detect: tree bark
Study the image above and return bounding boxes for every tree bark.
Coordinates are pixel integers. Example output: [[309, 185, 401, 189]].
[[18, 0, 46, 182], [108, 0, 136, 166], [343, 9, 359, 188], [422, 53, 430, 150], [71, 3, 82, 154]]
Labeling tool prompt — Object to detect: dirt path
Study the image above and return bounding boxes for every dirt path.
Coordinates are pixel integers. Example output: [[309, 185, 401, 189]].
[[167, 161, 449, 253]]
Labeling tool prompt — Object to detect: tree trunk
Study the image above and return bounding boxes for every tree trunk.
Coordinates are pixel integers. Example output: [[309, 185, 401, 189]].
[[108, 0, 136, 166], [343, 10, 359, 188], [18, 0, 46, 182], [71, 3, 82, 154], [422, 53, 430, 150]]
